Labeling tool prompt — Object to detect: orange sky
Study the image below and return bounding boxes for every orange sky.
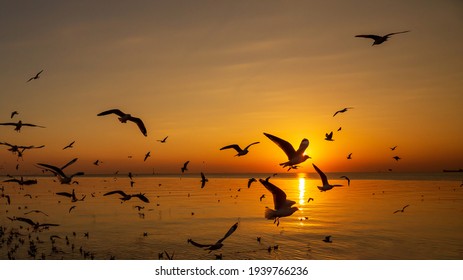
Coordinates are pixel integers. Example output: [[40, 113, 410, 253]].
[[1, 1, 462, 175]]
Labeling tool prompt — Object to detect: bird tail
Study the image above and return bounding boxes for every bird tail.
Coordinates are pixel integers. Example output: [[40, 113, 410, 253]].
[[264, 207, 277, 220]]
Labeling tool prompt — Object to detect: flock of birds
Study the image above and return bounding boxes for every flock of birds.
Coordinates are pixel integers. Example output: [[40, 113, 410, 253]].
[[0, 29, 424, 260]]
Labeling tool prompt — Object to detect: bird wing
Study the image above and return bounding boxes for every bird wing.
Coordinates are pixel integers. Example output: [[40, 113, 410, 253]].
[[128, 116, 147, 137], [36, 163, 66, 177], [216, 222, 239, 244], [61, 158, 78, 170], [184, 161, 190, 168], [264, 133, 296, 159], [38, 223, 59, 227], [188, 239, 215, 248], [133, 193, 150, 203], [97, 109, 125, 117], [220, 144, 242, 152], [15, 217, 36, 226], [3, 178, 20, 183], [201, 172, 207, 181], [295, 138, 309, 155], [244, 142, 260, 150], [312, 164, 329, 186], [355, 34, 382, 40], [21, 123, 45, 128], [403, 205, 410, 211], [259, 179, 287, 210], [248, 178, 256, 188], [104, 190, 128, 197], [386, 30, 410, 37], [56, 192, 73, 198], [0, 123, 18, 126]]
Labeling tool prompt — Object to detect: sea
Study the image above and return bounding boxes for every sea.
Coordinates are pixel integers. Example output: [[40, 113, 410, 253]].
[[1, 172, 462, 260]]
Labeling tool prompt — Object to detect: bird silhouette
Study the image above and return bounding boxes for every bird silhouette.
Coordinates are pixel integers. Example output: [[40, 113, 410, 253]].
[[36, 158, 84, 184], [393, 205, 410, 214], [27, 70, 44, 82], [347, 153, 352, 159], [264, 133, 310, 168], [313, 164, 343, 191], [0, 120, 45, 132], [10, 111, 19, 119], [200, 172, 208, 188], [259, 179, 298, 226], [11, 217, 59, 230], [340, 176, 351, 186], [144, 151, 151, 162], [56, 189, 86, 202], [63, 141, 75, 150], [188, 222, 238, 251], [157, 136, 168, 143], [97, 109, 147, 137], [355, 31, 410, 46], [220, 142, 260, 157], [333, 107, 353, 117], [3, 176, 37, 186], [322, 235, 332, 243], [390, 146, 398, 151], [103, 190, 150, 203], [181, 161, 190, 173], [248, 178, 257, 188], [393, 156, 401, 161], [325, 131, 334, 141]]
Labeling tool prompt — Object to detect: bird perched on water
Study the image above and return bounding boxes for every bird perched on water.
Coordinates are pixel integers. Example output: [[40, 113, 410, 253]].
[[10, 217, 59, 230], [97, 109, 147, 137], [103, 190, 150, 203], [259, 179, 298, 226], [187, 222, 238, 251], [0, 120, 45, 132], [322, 236, 332, 243], [157, 136, 168, 143], [393, 204, 410, 214], [325, 131, 334, 141], [355, 30, 410, 46], [220, 142, 260, 157], [264, 133, 310, 168], [333, 107, 353, 117], [63, 141, 75, 150], [181, 161, 190, 173], [36, 158, 84, 185], [200, 172, 208, 188], [313, 164, 343, 192], [27, 70, 44, 82]]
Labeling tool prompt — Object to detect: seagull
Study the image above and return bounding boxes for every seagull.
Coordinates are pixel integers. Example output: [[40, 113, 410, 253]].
[[390, 146, 398, 151], [36, 158, 84, 184], [340, 175, 351, 186], [97, 109, 147, 137], [93, 160, 101, 166], [11, 217, 59, 230], [3, 176, 38, 186], [393, 204, 410, 214], [56, 189, 86, 202], [24, 210, 49, 216], [27, 70, 44, 82], [200, 172, 208, 188], [248, 178, 257, 188], [307, 198, 314, 203], [259, 194, 265, 201], [144, 151, 151, 162], [325, 131, 334, 141], [355, 31, 410, 46], [157, 136, 168, 143], [63, 141, 75, 150], [10, 111, 19, 119], [347, 153, 352, 159], [322, 236, 332, 243], [393, 156, 401, 161], [313, 164, 343, 192], [263, 133, 310, 168], [0, 120, 45, 132], [0, 142, 45, 159], [1, 194, 11, 205], [181, 161, 190, 173], [103, 190, 150, 203], [333, 107, 353, 117], [220, 142, 260, 157], [259, 178, 298, 226], [187, 222, 238, 251]]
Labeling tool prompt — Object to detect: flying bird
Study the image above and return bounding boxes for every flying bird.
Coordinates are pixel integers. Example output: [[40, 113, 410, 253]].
[[347, 153, 352, 159], [0, 142, 45, 159], [259, 194, 265, 201], [157, 136, 168, 143], [97, 109, 147, 137], [307, 198, 314, 203], [181, 161, 190, 173], [355, 31, 410, 46], [200, 172, 208, 188], [313, 164, 343, 192], [187, 222, 239, 251], [333, 107, 353, 117], [24, 210, 49, 216], [220, 142, 260, 157], [248, 178, 257, 188], [10, 111, 19, 119], [263, 133, 310, 168], [393, 204, 410, 214], [36, 158, 84, 184], [325, 131, 334, 141], [56, 189, 86, 202], [63, 141, 75, 150], [27, 70, 44, 82], [103, 190, 150, 203], [393, 156, 401, 161], [0, 120, 45, 132], [3, 176, 38, 186], [340, 175, 351, 186], [144, 151, 151, 162], [259, 178, 298, 226], [390, 146, 398, 151], [11, 217, 59, 230]]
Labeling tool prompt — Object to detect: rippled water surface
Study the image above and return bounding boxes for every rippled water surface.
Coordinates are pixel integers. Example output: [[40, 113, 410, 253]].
[[1, 173, 462, 260]]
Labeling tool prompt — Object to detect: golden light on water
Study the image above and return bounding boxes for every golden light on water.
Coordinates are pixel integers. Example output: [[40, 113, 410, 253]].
[[298, 176, 306, 206]]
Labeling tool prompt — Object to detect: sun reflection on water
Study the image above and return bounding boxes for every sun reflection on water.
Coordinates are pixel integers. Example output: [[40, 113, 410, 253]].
[[298, 175, 305, 206]]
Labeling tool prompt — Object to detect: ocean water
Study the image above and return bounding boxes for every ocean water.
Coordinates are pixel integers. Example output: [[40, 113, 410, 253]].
[[1, 172, 462, 260]]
